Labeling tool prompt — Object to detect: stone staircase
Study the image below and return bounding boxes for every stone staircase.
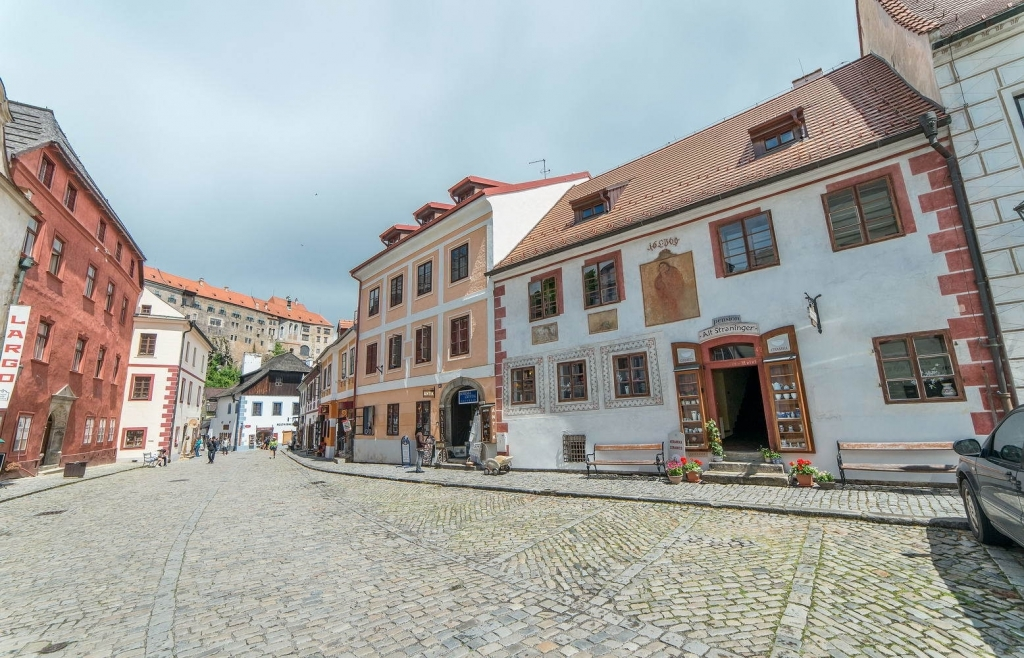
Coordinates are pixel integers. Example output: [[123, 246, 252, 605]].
[[701, 451, 791, 487]]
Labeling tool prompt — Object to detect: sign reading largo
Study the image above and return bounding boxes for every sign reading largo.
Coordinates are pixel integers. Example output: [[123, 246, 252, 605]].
[[0, 305, 30, 410]]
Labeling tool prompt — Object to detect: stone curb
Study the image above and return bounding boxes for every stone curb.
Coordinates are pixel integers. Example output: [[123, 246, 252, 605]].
[[283, 450, 970, 531], [0, 463, 146, 505]]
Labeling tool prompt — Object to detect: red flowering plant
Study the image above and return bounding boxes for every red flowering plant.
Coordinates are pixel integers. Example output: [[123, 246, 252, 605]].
[[789, 458, 817, 476], [666, 459, 685, 477], [681, 457, 703, 473]]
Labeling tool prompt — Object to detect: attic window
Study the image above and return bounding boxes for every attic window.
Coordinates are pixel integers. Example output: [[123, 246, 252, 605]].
[[140, 305, 152, 315], [748, 109, 805, 158], [571, 191, 611, 224]]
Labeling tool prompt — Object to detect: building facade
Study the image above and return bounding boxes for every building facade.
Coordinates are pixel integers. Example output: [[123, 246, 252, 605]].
[[0, 78, 36, 322], [210, 352, 309, 451], [116, 289, 212, 462], [350, 173, 588, 464], [490, 56, 998, 482], [145, 268, 334, 366], [1, 101, 145, 475], [856, 0, 1024, 401], [297, 322, 356, 458]]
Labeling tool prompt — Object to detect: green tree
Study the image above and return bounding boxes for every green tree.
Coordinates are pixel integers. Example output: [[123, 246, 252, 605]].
[[206, 339, 240, 388], [270, 341, 287, 357]]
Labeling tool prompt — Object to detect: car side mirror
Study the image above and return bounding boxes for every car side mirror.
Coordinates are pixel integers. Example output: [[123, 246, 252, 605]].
[[953, 438, 982, 457]]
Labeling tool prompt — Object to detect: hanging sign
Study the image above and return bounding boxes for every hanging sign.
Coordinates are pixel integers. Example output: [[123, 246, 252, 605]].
[[0, 306, 30, 411], [457, 389, 479, 405], [805, 293, 822, 334]]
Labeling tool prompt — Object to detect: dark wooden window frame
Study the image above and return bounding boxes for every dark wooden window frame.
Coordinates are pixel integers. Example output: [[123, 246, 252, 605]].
[[34, 320, 52, 361], [582, 251, 625, 308], [510, 366, 536, 405], [416, 259, 433, 296], [415, 401, 431, 434], [105, 281, 116, 313], [612, 352, 651, 398], [138, 333, 157, 356], [556, 360, 588, 402], [450, 315, 470, 357], [63, 183, 78, 212], [122, 427, 146, 449], [84, 264, 97, 298], [368, 287, 380, 317], [72, 337, 86, 373], [365, 342, 379, 375], [822, 166, 915, 252], [38, 155, 55, 188], [130, 375, 153, 401], [450, 243, 470, 283], [528, 269, 563, 322], [386, 403, 400, 436], [872, 329, 965, 404], [387, 334, 403, 370], [415, 325, 432, 364], [48, 234, 65, 277], [709, 209, 780, 278], [389, 274, 404, 308], [22, 218, 39, 258]]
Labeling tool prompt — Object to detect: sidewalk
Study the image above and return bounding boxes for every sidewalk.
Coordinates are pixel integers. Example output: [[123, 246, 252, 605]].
[[284, 449, 968, 529], [0, 459, 145, 503]]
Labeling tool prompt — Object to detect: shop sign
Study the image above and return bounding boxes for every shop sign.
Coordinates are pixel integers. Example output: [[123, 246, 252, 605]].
[[698, 321, 759, 342], [458, 389, 479, 405], [319, 404, 329, 415], [422, 387, 436, 398], [0, 305, 30, 411]]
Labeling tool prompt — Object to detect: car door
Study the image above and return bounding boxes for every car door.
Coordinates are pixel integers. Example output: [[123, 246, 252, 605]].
[[976, 410, 1024, 544]]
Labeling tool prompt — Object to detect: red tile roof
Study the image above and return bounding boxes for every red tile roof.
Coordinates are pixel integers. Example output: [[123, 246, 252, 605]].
[[877, 0, 1024, 37], [495, 56, 943, 272], [145, 267, 333, 326]]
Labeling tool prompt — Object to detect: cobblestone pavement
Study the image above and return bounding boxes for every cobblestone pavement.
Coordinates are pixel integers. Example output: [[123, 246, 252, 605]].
[[285, 451, 966, 528], [1, 451, 1022, 658], [0, 460, 142, 503]]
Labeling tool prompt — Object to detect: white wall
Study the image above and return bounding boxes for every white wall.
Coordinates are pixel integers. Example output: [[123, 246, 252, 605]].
[[490, 177, 587, 264], [234, 393, 299, 449]]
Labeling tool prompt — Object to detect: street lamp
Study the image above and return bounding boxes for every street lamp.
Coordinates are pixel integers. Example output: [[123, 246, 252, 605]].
[[1014, 199, 1024, 222]]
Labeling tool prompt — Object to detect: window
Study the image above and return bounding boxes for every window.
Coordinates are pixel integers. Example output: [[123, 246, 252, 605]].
[[510, 367, 536, 404], [416, 401, 431, 433], [97, 221, 107, 242], [450, 315, 469, 356], [119, 296, 130, 325], [207, 306, 215, 312], [129, 260, 135, 278], [417, 261, 433, 296], [613, 353, 650, 398], [22, 218, 39, 257], [97, 418, 107, 446], [187, 381, 193, 404], [209, 317, 222, 327], [824, 177, 902, 250], [13, 414, 31, 452], [749, 111, 805, 157], [349, 347, 355, 376], [113, 355, 121, 378], [38, 155, 54, 188], [386, 403, 400, 435], [107, 418, 115, 442], [415, 325, 432, 364], [115, 241, 123, 262], [716, 211, 778, 275], [874, 331, 963, 403], [361, 405, 375, 435], [94, 347, 105, 378], [529, 275, 559, 320], [138, 333, 157, 356], [366, 342, 378, 374], [48, 236, 64, 276], [341, 352, 348, 377], [450, 243, 469, 282], [368, 287, 380, 316], [273, 402, 282, 416], [105, 282, 115, 312], [34, 321, 51, 361], [72, 338, 85, 372], [388, 334, 402, 369], [84, 265, 97, 298], [63, 183, 78, 211], [140, 305, 152, 315], [557, 361, 588, 401], [582, 255, 621, 308], [130, 375, 152, 400], [84, 417, 94, 444], [390, 274, 404, 307], [123, 429, 145, 449], [580, 202, 607, 221], [293, 402, 300, 415], [764, 128, 797, 151], [252, 402, 263, 416], [218, 308, 226, 315]]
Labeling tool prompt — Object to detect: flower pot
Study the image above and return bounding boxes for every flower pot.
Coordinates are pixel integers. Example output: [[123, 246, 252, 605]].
[[771, 458, 783, 465], [711, 455, 723, 462], [817, 481, 835, 490], [794, 473, 814, 487], [667, 474, 683, 484], [686, 471, 702, 483]]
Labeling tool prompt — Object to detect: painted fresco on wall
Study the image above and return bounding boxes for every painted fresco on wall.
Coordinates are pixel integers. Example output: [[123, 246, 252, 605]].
[[640, 250, 699, 327]]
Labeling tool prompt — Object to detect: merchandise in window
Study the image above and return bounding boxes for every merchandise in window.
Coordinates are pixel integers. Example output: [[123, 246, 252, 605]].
[[613, 353, 649, 398], [875, 331, 963, 402], [557, 361, 587, 401], [510, 367, 536, 404]]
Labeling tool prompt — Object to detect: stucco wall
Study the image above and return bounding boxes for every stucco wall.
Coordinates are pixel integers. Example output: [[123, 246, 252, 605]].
[[857, 0, 942, 102]]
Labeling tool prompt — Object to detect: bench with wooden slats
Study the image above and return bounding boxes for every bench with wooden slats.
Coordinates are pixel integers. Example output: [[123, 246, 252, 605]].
[[585, 443, 665, 477], [835, 441, 956, 485]]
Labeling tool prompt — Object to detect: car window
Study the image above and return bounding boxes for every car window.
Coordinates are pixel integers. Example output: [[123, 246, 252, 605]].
[[990, 411, 1024, 467]]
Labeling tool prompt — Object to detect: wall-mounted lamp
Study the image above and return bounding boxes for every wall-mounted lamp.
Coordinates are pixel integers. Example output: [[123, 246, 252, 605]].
[[805, 293, 822, 334], [1014, 199, 1024, 222], [375, 365, 384, 375]]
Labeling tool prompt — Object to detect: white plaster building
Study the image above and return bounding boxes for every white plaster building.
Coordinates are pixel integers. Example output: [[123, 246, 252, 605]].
[[490, 56, 997, 483], [117, 289, 213, 462], [210, 352, 308, 450], [0, 77, 37, 322]]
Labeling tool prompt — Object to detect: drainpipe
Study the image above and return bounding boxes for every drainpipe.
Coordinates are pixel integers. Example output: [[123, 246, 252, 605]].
[[166, 320, 194, 462], [919, 112, 1014, 413]]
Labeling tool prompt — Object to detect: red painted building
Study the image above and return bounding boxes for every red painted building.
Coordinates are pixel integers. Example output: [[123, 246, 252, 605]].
[[1, 102, 145, 475]]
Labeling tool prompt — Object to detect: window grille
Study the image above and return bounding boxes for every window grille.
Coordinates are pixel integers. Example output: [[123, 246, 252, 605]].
[[563, 434, 586, 463]]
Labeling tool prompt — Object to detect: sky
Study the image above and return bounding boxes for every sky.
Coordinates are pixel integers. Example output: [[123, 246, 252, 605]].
[[0, 1, 860, 325]]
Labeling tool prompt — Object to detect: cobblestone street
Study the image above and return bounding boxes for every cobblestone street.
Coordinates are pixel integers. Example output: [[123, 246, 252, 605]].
[[1, 451, 1022, 658]]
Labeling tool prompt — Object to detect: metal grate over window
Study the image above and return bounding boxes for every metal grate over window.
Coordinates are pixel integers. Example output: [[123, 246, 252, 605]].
[[563, 434, 586, 463]]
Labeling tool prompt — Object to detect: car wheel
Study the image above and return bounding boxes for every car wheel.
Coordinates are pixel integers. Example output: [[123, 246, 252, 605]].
[[960, 479, 1011, 546]]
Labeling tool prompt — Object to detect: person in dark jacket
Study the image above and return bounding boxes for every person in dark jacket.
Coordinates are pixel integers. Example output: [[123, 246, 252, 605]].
[[207, 438, 219, 463]]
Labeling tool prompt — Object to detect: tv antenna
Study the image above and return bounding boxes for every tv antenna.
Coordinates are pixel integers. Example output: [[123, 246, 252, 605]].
[[529, 158, 551, 178]]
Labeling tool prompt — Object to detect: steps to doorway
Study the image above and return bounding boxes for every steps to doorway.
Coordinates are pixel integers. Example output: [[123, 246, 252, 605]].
[[701, 460, 790, 487]]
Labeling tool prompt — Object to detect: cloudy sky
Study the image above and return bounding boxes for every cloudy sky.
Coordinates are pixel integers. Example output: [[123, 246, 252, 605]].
[[0, 1, 859, 324]]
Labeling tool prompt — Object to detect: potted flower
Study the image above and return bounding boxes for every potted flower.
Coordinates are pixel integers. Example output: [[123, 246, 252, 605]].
[[815, 470, 836, 490], [789, 458, 817, 487], [706, 420, 724, 462], [759, 447, 783, 465], [665, 459, 684, 484], [681, 457, 703, 483]]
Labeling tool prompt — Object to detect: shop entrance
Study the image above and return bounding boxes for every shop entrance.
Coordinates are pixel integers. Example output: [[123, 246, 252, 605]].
[[40, 415, 57, 466], [711, 366, 768, 451], [450, 387, 478, 455]]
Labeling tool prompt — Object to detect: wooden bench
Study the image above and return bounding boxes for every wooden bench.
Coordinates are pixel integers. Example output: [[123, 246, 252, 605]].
[[586, 443, 665, 477], [835, 441, 956, 485]]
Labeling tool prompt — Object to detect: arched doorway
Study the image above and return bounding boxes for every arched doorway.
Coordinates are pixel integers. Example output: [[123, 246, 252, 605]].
[[439, 377, 485, 458], [706, 340, 769, 452], [39, 415, 57, 466]]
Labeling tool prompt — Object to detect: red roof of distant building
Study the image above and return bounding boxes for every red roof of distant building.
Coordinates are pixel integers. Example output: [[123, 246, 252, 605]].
[[876, 0, 1024, 37]]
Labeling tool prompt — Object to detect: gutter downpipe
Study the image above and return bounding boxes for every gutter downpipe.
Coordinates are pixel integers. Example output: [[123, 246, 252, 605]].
[[919, 112, 1014, 414], [167, 320, 194, 462]]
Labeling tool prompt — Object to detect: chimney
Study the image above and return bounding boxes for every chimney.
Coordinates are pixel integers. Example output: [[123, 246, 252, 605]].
[[241, 353, 262, 375], [286, 296, 292, 310], [792, 69, 823, 90], [198, 278, 205, 285]]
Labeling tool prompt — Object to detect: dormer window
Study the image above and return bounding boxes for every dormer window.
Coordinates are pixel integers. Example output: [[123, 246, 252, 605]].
[[580, 202, 607, 221], [447, 176, 502, 204], [413, 202, 453, 226], [748, 109, 805, 158], [380, 225, 417, 247]]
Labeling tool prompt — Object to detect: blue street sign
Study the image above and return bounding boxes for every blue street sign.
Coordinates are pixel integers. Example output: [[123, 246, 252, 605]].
[[457, 389, 479, 405]]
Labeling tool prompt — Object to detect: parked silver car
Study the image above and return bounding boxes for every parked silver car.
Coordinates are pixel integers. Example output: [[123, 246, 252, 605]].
[[954, 408, 1024, 547]]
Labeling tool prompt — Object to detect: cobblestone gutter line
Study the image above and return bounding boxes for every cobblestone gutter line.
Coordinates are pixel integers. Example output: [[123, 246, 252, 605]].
[[769, 523, 824, 658], [283, 450, 970, 531], [0, 463, 144, 504]]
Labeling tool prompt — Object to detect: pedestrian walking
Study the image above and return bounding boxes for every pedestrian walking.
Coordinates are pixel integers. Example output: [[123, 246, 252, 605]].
[[207, 438, 218, 463], [193, 437, 203, 459], [269, 438, 278, 459], [414, 427, 427, 473]]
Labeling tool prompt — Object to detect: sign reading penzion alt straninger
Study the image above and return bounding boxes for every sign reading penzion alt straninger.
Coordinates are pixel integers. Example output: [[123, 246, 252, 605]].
[[0, 305, 30, 411]]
